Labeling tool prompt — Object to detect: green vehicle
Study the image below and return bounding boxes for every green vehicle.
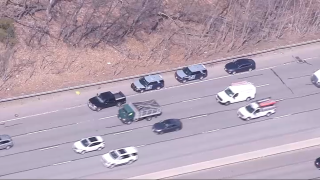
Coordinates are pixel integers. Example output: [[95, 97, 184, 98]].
[[118, 100, 162, 124]]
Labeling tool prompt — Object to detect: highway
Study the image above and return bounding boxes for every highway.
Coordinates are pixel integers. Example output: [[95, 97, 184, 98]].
[[0, 44, 320, 179], [170, 145, 320, 179]]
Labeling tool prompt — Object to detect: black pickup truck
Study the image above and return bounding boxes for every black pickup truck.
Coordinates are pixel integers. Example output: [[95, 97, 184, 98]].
[[88, 91, 126, 111]]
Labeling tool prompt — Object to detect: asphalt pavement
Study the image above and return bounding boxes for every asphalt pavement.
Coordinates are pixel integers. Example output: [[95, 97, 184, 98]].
[[170, 145, 320, 179], [0, 44, 320, 179]]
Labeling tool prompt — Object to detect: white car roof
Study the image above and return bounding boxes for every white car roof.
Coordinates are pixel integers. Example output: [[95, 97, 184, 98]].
[[314, 69, 320, 77], [87, 136, 104, 143], [250, 102, 259, 109], [119, 146, 138, 154], [229, 81, 256, 91]]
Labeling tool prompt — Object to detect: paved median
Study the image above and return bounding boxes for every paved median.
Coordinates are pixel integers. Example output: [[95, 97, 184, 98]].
[[128, 137, 320, 179]]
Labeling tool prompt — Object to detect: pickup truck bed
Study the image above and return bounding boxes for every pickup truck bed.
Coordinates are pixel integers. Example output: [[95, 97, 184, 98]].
[[114, 91, 126, 100]]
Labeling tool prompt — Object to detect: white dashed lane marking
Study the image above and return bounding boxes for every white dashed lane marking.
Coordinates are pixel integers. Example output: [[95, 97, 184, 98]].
[[40, 146, 59, 151], [113, 130, 132, 135], [52, 161, 73, 166]]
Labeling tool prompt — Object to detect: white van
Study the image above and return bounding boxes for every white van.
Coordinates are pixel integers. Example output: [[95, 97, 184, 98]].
[[216, 81, 256, 105], [311, 69, 320, 87]]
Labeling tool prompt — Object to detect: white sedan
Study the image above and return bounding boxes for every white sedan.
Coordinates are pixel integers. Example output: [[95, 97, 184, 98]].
[[73, 136, 104, 154], [101, 146, 138, 168]]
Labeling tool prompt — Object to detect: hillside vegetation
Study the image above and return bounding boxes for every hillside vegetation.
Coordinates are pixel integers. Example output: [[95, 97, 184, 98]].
[[0, 0, 320, 98]]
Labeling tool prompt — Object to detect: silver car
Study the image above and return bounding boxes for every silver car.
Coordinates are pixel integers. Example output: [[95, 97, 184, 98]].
[[0, 135, 13, 150]]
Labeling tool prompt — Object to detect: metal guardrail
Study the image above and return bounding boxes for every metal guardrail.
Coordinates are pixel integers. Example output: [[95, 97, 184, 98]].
[[1, 38, 320, 103]]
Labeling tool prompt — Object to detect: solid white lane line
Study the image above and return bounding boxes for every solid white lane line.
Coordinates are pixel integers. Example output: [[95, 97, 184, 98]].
[[40, 146, 59, 151], [113, 130, 132, 135], [188, 114, 208, 120], [99, 115, 117, 120], [0, 110, 60, 124], [52, 161, 73, 166], [256, 84, 269, 88]]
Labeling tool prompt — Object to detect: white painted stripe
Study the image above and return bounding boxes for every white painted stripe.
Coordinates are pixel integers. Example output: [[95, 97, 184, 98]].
[[99, 115, 117, 120], [256, 84, 269, 88], [188, 114, 207, 120], [128, 137, 320, 179], [304, 57, 319, 60], [0, 110, 60, 124], [181, 98, 202, 103], [272, 114, 292, 119], [52, 161, 73, 166], [25, 129, 49, 135], [113, 130, 132, 135], [40, 146, 59, 151], [206, 129, 220, 133], [136, 144, 146, 148], [64, 105, 85, 110]]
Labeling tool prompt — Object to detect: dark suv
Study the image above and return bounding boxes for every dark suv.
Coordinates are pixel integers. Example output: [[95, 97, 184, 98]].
[[131, 74, 164, 93], [0, 135, 13, 150], [175, 64, 208, 83]]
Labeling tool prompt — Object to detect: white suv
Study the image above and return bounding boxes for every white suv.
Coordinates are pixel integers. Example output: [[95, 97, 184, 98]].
[[101, 146, 138, 168], [73, 136, 104, 154]]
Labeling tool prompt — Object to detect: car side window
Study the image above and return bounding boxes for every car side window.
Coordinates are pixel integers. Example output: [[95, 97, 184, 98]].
[[0, 141, 5, 145], [255, 109, 260, 113], [121, 155, 130, 159], [89, 142, 100, 147], [132, 153, 137, 156], [241, 64, 250, 68]]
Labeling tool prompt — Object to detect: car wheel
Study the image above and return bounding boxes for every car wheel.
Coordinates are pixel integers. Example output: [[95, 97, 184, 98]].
[[108, 164, 115, 169], [146, 116, 152, 121], [182, 79, 187, 83], [199, 76, 204, 80], [176, 127, 181, 131], [266, 112, 272, 117], [225, 101, 230, 105], [96, 108, 102, 112], [126, 121, 132, 125], [158, 131, 163, 135], [116, 102, 122, 107], [97, 147, 103, 151], [80, 150, 86, 154], [246, 117, 251, 121], [6, 146, 11, 150], [232, 71, 236, 75], [140, 89, 144, 93], [246, 97, 251, 101], [156, 86, 161, 90], [249, 68, 253, 71]]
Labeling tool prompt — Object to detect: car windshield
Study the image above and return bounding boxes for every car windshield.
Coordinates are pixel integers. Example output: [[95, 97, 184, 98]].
[[245, 105, 255, 113], [109, 151, 119, 159], [182, 67, 192, 75], [139, 77, 149, 86], [96, 95, 105, 103], [224, 88, 234, 97], [81, 139, 89, 147]]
